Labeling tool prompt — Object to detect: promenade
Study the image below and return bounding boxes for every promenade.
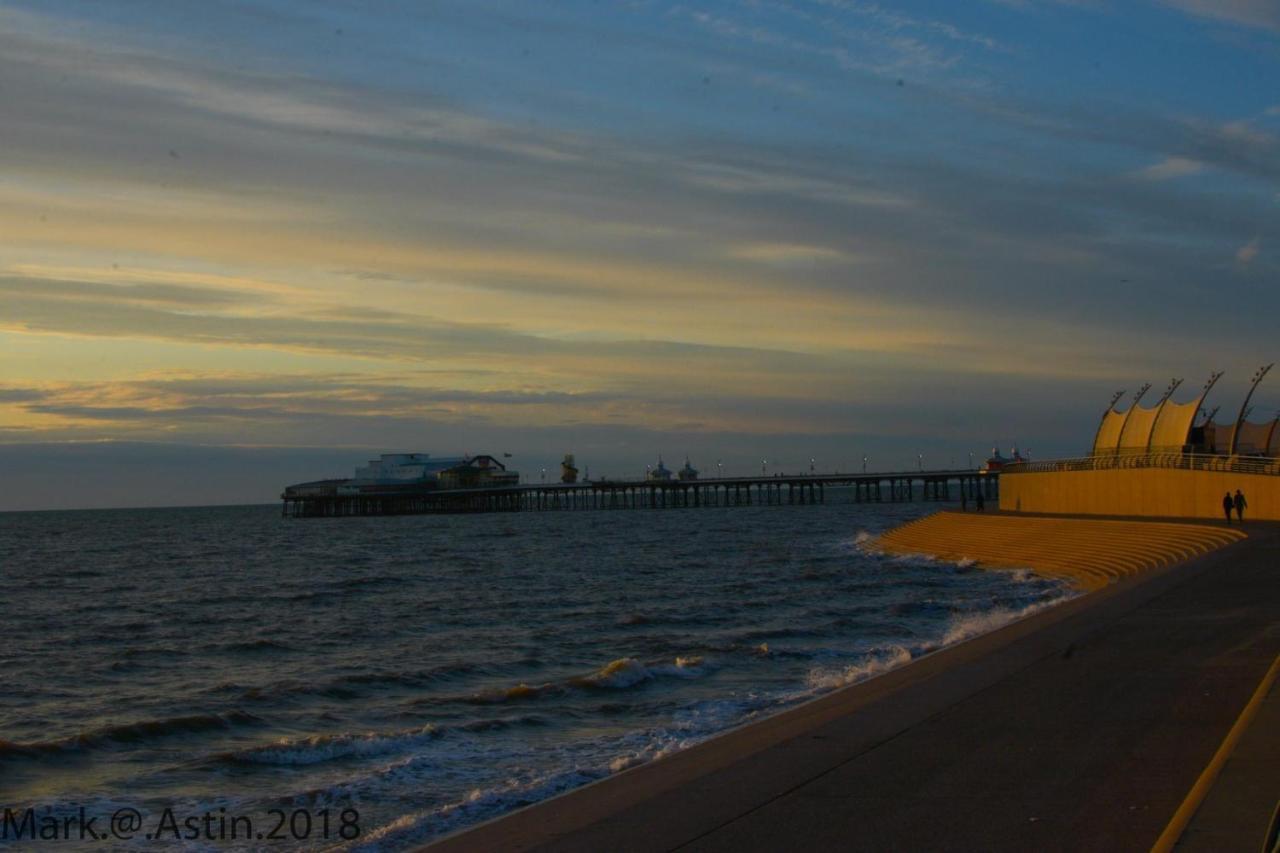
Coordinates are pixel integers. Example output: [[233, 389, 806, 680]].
[[428, 517, 1280, 852]]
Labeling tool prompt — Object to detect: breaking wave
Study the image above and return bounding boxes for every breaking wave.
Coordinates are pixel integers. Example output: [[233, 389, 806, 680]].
[[938, 600, 1064, 646], [805, 646, 916, 690]]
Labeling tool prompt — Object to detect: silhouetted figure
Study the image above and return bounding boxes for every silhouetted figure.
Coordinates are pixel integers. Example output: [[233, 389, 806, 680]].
[[975, 491, 985, 512], [1234, 489, 1247, 522], [1222, 492, 1234, 524]]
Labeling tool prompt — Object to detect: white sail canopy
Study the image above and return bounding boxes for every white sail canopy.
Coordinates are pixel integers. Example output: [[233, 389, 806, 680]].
[[1148, 399, 1200, 452], [1117, 403, 1161, 452]]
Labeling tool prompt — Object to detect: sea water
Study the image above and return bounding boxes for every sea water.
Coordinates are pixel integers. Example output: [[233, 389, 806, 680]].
[[0, 500, 1073, 850]]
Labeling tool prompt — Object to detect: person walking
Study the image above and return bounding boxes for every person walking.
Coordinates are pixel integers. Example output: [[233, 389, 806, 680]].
[[1234, 489, 1247, 522], [1222, 491, 1234, 524]]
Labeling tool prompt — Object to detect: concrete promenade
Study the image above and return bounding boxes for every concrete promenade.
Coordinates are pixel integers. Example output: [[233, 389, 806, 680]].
[[428, 519, 1280, 852]]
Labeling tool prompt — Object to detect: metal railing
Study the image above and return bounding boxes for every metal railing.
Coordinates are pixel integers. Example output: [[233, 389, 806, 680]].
[[1004, 451, 1280, 477]]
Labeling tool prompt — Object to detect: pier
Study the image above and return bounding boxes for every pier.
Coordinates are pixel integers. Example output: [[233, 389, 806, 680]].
[[281, 470, 998, 518]]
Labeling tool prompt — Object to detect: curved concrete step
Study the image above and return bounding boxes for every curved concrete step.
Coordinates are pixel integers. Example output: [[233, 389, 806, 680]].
[[871, 512, 1245, 590]]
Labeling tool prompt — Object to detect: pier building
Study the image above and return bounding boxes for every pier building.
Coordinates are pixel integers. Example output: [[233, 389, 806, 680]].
[[284, 453, 517, 507]]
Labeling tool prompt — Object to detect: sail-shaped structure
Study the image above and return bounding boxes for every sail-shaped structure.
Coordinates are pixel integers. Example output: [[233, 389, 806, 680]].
[[1092, 373, 1222, 456]]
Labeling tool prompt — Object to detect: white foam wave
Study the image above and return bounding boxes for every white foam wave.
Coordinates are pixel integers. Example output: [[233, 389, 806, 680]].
[[584, 657, 652, 689], [802, 594, 1074, 694], [886, 551, 941, 565], [805, 646, 914, 690], [332, 768, 608, 852], [228, 724, 441, 765], [938, 600, 1062, 646], [649, 655, 708, 678]]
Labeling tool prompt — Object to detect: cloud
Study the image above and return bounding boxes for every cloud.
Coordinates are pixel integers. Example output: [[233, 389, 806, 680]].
[[1236, 236, 1260, 264], [727, 243, 850, 266], [0, 0, 1278, 499], [1156, 0, 1280, 31], [1136, 156, 1204, 181]]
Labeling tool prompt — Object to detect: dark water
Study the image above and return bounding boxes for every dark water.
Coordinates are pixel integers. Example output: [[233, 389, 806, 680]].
[[0, 500, 1072, 850]]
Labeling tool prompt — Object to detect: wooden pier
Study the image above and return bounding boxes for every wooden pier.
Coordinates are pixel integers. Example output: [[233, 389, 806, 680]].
[[282, 470, 998, 518]]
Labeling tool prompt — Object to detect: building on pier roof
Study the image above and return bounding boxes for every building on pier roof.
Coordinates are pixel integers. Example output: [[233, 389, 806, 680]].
[[284, 452, 518, 499], [647, 457, 673, 481]]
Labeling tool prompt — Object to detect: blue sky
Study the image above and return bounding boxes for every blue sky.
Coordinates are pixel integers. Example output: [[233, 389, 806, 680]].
[[0, 0, 1277, 508]]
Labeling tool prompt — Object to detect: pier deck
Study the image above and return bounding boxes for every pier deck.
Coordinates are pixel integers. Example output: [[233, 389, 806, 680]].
[[426, 518, 1280, 852], [282, 470, 997, 517]]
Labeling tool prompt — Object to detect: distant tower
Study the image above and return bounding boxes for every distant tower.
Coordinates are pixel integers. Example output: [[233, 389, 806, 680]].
[[677, 456, 699, 481], [560, 453, 579, 484]]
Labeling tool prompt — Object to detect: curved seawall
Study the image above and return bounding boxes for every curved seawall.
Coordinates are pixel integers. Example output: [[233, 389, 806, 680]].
[[872, 511, 1245, 589]]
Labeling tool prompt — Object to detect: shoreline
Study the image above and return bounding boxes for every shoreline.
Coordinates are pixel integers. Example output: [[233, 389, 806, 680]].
[[424, 519, 1276, 852]]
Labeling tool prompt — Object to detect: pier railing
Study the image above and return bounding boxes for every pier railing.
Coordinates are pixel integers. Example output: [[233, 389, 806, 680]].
[[1003, 452, 1280, 477]]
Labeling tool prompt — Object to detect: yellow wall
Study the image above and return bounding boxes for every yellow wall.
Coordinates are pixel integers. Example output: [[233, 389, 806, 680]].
[[1000, 468, 1280, 520]]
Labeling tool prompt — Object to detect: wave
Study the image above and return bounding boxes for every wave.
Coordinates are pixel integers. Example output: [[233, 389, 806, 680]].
[[578, 657, 653, 689], [0, 711, 262, 758], [805, 646, 915, 690], [938, 600, 1065, 646], [316, 692, 789, 850], [734, 626, 824, 642], [221, 639, 294, 654], [803, 596, 1071, 693], [215, 724, 443, 766], [231, 661, 485, 702], [467, 656, 708, 706], [205, 714, 549, 769], [331, 575, 403, 590], [335, 768, 610, 852], [273, 591, 1074, 849]]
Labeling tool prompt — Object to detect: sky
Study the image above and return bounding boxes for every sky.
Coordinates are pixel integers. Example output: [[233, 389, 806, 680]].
[[1, 0, 1278, 509]]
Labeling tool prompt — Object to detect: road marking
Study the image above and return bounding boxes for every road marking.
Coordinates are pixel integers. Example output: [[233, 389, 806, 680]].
[[1150, 653, 1280, 852]]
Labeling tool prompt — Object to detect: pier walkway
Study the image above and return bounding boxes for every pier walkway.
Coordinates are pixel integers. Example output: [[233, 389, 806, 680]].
[[427, 518, 1280, 852], [283, 469, 996, 518]]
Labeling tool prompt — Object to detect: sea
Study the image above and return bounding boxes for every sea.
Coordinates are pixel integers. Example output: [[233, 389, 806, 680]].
[[0, 498, 1075, 850]]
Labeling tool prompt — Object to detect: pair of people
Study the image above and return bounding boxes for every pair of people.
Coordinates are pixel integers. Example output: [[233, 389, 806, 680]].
[[1222, 490, 1247, 524]]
